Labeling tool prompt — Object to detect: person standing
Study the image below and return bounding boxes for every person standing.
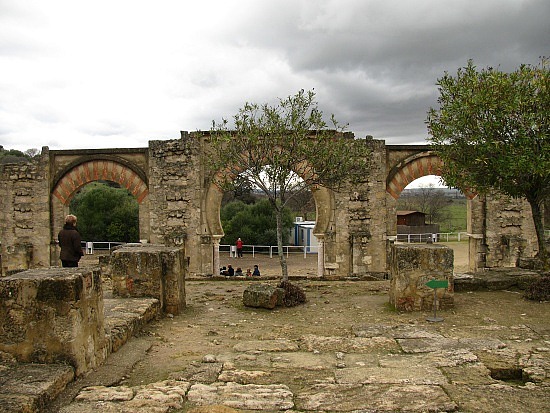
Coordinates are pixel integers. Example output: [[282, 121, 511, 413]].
[[236, 237, 244, 258], [58, 214, 84, 267]]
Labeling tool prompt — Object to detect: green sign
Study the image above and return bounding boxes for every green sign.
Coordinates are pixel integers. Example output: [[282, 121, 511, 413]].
[[425, 279, 449, 289]]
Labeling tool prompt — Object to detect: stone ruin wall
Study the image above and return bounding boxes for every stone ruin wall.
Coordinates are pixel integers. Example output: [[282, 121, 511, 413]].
[[0, 134, 543, 277], [334, 138, 388, 278], [468, 192, 539, 270], [0, 148, 51, 275], [147, 133, 205, 277]]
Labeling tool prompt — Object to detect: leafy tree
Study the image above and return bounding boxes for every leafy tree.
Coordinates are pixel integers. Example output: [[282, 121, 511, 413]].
[[221, 198, 293, 246], [70, 182, 139, 242], [209, 89, 371, 280], [427, 59, 549, 266], [221, 174, 257, 205], [0, 147, 33, 164], [286, 188, 316, 221], [399, 185, 451, 224]]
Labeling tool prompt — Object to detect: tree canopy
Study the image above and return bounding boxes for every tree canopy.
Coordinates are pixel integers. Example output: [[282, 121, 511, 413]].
[[0, 147, 39, 164], [209, 89, 372, 279], [426, 59, 549, 264], [221, 199, 294, 246], [70, 182, 139, 243]]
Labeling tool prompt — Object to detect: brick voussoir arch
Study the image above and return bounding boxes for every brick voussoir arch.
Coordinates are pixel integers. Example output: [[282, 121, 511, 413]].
[[52, 157, 149, 205], [386, 151, 476, 199]]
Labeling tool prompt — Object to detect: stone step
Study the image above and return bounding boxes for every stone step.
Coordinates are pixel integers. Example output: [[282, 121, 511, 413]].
[[0, 296, 161, 413]]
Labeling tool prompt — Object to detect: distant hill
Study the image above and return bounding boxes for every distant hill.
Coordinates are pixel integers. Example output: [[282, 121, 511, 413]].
[[401, 187, 465, 199]]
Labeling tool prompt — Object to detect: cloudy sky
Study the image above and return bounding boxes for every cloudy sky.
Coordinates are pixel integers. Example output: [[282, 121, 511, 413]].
[[1, 0, 548, 153]]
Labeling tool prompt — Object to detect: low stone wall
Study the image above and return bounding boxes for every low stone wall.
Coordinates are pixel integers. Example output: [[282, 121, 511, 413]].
[[389, 244, 454, 312], [0, 267, 106, 376], [111, 244, 186, 315]]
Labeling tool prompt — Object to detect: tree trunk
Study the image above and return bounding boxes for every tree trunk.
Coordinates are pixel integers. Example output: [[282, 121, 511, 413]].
[[276, 209, 289, 281], [527, 198, 548, 268]]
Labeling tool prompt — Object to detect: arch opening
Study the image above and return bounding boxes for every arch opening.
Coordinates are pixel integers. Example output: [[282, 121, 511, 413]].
[[204, 164, 335, 277], [52, 159, 148, 206], [395, 175, 469, 272], [50, 159, 150, 254]]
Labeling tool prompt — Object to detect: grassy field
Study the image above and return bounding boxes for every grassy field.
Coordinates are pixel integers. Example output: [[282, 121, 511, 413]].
[[439, 198, 467, 232]]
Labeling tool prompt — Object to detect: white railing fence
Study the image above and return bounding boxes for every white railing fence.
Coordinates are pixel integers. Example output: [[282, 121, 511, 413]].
[[81, 241, 125, 254], [220, 244, 319, 258], [81, 232, 475, 256], [396, 232, 469, 243]]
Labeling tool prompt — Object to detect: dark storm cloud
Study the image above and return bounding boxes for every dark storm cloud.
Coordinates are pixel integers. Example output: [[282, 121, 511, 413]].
[[222, 0, 549, 142], [1, 0, 548, 150]]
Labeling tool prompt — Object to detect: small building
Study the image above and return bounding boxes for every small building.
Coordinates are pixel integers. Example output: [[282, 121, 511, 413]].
[[397, 211, 427, 226], [290, 218, 318, 252], [397, 210, 440, 242]]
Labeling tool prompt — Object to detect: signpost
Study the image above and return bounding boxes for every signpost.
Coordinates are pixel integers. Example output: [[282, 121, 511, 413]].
[[425, 279, 449, 322]]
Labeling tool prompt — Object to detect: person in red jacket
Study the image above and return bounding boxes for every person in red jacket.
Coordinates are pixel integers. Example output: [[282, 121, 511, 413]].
[[58, 214, 84, 267], [236, 237, 244, 258]]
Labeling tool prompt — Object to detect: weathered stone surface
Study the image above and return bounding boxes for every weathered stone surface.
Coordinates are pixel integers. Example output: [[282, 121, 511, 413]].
[[0, 363, 74, 412], [104, 297, 161, 353], [111, 244, 186, 315], [268, 352, 336, 370], [187, 382, 294, 410], [335, 365, 448, 385], [454, 268, 542, 292], [300, 334, 400, 353], [75, 386, 134, 402], [218, 369, 271, 384], [242, 284, 282, 309], [63, 381, 191, 413], [188, 406, 241, 413], [294, 383, 457, 412], [233, 339, 299, 353], [168, 362, 223, 383], [352, 323, 444, 339], [397, 337, 507, 354], [444, 383, 550, 413], [0, 268, 105, 376], [440, 363, 497, 385], [389, 244, 454, 312]]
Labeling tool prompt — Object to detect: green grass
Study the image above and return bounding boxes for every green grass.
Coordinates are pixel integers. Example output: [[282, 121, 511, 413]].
[[439, 198, 467, 232]]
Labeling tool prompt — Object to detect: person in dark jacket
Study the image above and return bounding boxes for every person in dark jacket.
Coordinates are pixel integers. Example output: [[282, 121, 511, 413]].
[[58, 214, 83, 267]]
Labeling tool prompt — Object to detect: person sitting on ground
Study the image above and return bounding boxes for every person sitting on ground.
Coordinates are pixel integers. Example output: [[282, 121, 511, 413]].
[[227, 264, 235, 277], [235, 267, 243, 276], [246, 268, 252, 277], [252, 264, 260, 276], [220, 266, 227, 275]]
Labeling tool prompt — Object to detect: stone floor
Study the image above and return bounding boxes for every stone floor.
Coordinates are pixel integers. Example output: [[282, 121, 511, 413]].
[[2, 271, 549, 413]]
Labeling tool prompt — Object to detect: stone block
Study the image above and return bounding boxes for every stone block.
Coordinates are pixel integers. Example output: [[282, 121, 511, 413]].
[[389, 244, 454, 312], [0, 268, 106, 376], [111, 244, 186, 315], [242, 284, 283, 309]]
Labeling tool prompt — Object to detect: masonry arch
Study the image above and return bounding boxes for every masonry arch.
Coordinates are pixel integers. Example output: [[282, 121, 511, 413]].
[[203, 165, 336, 277], [385, 150, 478, 272], [386, 152, 443, 200], [50, 156, 150, 255], [52, 156, 149, 205]]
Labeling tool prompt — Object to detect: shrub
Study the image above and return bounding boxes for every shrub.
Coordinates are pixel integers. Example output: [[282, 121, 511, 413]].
[[523, 274, 550, 301], [277, 281, 307, 307]]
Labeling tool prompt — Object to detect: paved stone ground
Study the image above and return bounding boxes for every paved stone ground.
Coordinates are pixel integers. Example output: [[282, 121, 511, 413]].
[[52, 275, 549, 413], [2, 246, 549, 413]]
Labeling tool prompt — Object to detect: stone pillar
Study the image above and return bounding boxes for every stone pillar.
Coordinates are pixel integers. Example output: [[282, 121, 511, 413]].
[[213, 237, 221, 277], [389, 244, 454, 312], [317, 237, 324, 277], [138, 196, 151, 242], [111, 244, 186, 315], [0, 267, 105, 376]]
